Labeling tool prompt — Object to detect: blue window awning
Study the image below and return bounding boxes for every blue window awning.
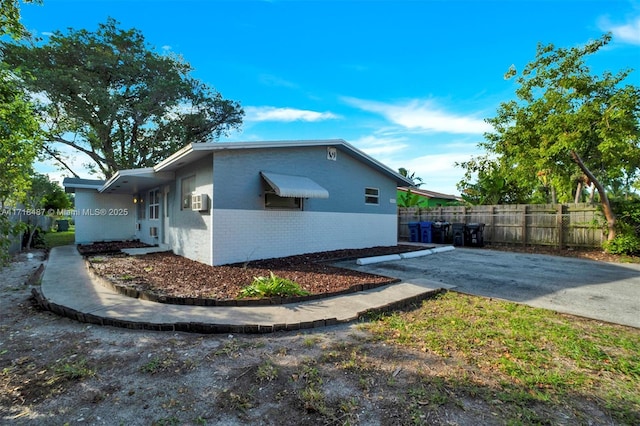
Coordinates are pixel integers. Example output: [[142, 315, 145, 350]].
[[260, 171, 329, 199]]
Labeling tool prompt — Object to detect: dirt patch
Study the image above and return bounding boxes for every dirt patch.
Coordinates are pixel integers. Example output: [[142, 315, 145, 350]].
[[1, 246, 636, 425], [87, 245, 424, 301]]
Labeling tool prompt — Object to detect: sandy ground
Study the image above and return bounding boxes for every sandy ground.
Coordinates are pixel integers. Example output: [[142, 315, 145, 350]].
[[1, 249, 634, 425]]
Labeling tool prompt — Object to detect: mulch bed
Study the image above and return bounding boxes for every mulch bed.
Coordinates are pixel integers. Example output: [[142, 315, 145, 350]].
[[85, 243, 427, 304], [78, 240, 152, 256]]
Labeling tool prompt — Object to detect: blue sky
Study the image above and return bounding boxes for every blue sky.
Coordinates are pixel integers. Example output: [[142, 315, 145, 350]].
[[21, 0, 640, 195]]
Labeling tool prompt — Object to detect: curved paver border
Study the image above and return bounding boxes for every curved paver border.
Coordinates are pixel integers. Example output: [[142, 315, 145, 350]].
[[31, 286, 444, 334]]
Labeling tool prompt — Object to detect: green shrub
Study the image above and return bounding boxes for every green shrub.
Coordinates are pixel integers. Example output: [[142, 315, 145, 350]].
[[239, 271, 310, 299], [604, 198, 640, 255], [603, 233, 640, 255]]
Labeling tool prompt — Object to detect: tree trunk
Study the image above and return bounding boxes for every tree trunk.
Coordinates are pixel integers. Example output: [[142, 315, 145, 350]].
[[26, 225, 37, 250], [570, 150, 616, 241], [574, 181, 582, 203]]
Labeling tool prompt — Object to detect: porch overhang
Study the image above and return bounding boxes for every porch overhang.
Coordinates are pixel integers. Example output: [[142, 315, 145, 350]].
[[99, 168, 175, 194]]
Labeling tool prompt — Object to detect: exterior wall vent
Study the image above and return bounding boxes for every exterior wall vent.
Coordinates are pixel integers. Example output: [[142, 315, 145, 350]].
[[149, 227, 158, 237]]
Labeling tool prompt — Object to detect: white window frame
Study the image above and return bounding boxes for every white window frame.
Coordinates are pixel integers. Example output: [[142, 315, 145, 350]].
[[365, 187, 380, 205], [181, 176, 195, 210], [149, 188, 160, 220]]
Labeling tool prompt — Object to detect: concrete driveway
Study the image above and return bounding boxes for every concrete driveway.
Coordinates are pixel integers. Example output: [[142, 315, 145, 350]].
[[336, 247, 640, 328]]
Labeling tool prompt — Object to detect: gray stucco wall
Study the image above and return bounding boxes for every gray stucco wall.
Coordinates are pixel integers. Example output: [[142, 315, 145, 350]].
[[165, 155, 214, 264], [211, 146, 398, 214]]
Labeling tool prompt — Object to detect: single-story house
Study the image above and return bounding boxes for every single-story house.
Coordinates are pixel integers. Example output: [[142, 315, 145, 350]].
[[64, 139, 414, 265], [397, 187, 462, 207]]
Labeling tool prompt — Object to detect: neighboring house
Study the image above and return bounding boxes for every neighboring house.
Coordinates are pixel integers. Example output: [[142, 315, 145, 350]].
[[396, 187, 462, 207], [64, 139, 414, 266]]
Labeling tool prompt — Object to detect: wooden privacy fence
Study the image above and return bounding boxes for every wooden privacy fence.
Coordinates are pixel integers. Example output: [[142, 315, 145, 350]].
[[398, 203, 605, 248]]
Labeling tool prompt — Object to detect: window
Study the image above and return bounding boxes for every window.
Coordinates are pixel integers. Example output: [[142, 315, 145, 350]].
[[181, 176, 195, 210], [265, 193, 302, 210], [365, 187, 379, 205], [137, 194, 145, 219], [149, 189, 160, 219]]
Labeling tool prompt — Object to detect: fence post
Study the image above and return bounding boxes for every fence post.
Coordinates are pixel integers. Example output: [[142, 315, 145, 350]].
[[521, 205, 527, 246], [557, 204, 564, 249]]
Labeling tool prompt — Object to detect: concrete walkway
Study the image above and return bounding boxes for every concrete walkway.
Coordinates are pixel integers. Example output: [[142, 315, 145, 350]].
[[36, 245, 449, 333]]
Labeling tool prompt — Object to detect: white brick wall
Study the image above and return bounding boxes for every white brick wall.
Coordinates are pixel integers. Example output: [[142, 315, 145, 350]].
[[211, 209, 398, 265], [167, 211, 211, 264]]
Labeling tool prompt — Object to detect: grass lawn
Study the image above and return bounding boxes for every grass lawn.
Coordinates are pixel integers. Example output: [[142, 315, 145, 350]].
[[44, 228, 75, 248], [364, 291, 640, 425]]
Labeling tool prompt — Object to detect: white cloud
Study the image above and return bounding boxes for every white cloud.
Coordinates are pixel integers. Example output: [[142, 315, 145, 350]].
[[385, 152, 476, 195], [244, 106, 340, 122], [599, 16, 640, 45], [258, 74, 298, 89], [343, 97, 491, 134], [350, 135, 409, 157]]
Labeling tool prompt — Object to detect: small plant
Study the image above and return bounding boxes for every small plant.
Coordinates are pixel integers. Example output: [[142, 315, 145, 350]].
[[120, 274, 136, 281], [140, 355, 176, 374], [54, 358, 95, 380], [256, 360, 278, 382], [218, 389, 254, 413], [238, 271, 310, 299], [303, 335, 321, 348]]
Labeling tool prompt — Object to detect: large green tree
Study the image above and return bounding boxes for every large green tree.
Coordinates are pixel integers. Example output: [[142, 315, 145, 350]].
[[459, 34, 640, 240], [0, 0, 42, 265], [0, 0, 40, 39], [457, 157, 535, 205], [2, 17, 244, 178], [1, 0, 42, 205]]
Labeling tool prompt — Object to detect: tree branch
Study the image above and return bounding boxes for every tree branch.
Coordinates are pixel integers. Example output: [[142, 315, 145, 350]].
[[48, 135, 110, 176], [42, 145, 80, 178]]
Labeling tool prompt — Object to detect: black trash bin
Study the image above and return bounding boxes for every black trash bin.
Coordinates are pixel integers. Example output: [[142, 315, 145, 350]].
[[408, 222, 420, 242], [432, 221, 450, 244], [419, 221, 433, 243], [56, 219, 69, 232], [465, 223, 485, 247], [451, 223, 466, 246]]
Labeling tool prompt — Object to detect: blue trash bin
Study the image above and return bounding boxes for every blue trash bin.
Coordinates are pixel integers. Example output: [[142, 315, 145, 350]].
[[419, 221, 433, 243], [408, 222, 420, 242]]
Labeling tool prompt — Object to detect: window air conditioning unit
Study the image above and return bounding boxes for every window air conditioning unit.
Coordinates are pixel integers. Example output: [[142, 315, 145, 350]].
[[191, 193, 209, 211], [149, 227, 158, 237]]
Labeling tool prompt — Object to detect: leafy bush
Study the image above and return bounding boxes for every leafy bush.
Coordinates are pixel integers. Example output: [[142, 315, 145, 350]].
[[603, 233, 640, 255], [604, 199, 640, 255], [239, 272, 310, 299]]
